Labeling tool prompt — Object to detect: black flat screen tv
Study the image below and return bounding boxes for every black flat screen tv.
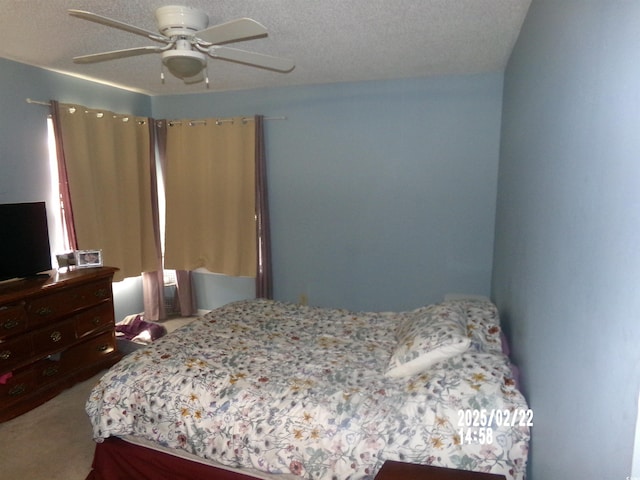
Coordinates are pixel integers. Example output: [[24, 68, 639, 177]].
[[0, 202, 52, 282]]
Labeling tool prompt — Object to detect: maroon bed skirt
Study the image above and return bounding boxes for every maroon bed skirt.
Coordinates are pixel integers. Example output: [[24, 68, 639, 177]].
[[85, 437, 262, 480]]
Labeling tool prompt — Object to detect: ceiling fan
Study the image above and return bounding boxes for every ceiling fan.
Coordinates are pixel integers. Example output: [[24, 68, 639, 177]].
[[69, 5, 295, 86]]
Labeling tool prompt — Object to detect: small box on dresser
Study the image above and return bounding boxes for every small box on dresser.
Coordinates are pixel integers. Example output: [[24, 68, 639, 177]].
[[0, 266, 122, 422]]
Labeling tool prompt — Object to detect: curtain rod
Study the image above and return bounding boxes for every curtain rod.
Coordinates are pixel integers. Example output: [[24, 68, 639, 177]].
[[166, 116, 286, 127], [25, 98, 286, 122], [26, 98, 51, 106]]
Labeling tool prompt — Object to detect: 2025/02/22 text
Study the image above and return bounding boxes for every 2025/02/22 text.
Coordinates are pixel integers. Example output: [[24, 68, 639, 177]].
[[457, 408, 533, 445]]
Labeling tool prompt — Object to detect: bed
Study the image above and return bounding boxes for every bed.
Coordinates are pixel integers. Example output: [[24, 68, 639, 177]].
[[85, 298, 530, 479]]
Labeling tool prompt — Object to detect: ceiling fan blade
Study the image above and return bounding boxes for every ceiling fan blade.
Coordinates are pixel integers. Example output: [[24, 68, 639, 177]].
[[195, 18, 268, 45], [73, 46, 166, 64], [69, 9, 168, 43], [208, 46, 295, 72]]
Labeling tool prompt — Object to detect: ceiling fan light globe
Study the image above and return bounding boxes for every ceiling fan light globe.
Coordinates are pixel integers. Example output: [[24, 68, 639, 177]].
[[162, 50, 206, 78]]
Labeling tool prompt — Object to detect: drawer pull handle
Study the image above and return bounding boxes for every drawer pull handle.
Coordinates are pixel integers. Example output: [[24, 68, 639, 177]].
[[2, 319, 20, 330], [97, 344, 109, 352], [50, 331, 63, 342], [94, 289, 108, 298], [0, 350, 11, 360], [36, 306, 53, 316], [92, 317, 102, 326], [43, 365, 60, 377], [8, 384, 26, 396]]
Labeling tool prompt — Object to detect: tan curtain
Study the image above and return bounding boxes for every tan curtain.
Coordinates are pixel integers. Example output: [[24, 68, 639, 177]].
[[54, 103, 158, 281], [142, 120, 196, 320], [164, 117, 256, 277]]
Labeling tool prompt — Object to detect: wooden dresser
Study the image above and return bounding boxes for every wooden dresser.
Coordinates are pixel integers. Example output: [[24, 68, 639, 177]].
[[0, 267, 122, 422], [374, 461, 507, 479]]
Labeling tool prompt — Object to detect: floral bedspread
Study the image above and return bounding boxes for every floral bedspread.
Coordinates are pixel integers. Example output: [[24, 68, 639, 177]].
[[86, 299, 529, 479]]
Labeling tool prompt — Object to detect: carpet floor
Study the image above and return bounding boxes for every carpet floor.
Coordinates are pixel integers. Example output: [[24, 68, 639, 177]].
[[0, 316, 194, 480], [0, 371, 101, 480]]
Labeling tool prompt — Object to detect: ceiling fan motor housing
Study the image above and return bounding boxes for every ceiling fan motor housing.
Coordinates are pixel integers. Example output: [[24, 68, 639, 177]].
[[156, 5, 209, 37]]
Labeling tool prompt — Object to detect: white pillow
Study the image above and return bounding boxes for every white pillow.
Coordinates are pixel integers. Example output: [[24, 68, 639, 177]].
[[385, 302, 470, 378]]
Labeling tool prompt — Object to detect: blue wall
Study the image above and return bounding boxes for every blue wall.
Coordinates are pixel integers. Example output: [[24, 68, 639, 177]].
[[492, 1, 640, 478], [0, 59, 151, 205], [153, 75, 504, 311]]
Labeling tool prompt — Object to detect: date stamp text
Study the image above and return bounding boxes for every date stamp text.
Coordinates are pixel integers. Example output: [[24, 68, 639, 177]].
[[457, 408, 533, 444]]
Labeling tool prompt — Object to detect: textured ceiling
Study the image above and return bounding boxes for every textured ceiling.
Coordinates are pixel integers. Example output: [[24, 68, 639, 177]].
[[0, 0, 531, 96]]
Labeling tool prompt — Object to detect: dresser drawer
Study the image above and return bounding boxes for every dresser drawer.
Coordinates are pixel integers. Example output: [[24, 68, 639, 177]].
[[75, 302, 114, 338], [0, 304, 28, 340], [33, 356, 68, 384], [0, 366, 37, 403], [0, 335, 33, 373], [31, 354, 90, 387], [32, 319, 76, 356], [63, 330, 117, 365], [27, 278, 113, 327]]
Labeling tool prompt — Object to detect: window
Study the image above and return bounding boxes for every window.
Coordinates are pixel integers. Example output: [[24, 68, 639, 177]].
[[46, 118, 70, 262]]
